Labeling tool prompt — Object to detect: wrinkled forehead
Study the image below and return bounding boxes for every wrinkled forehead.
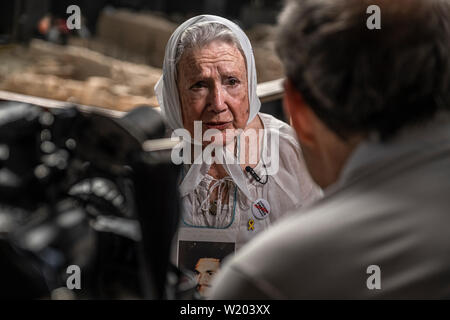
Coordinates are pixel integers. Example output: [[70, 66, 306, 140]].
[[177, 41, 247, 79], [173, 19, 250, 70]]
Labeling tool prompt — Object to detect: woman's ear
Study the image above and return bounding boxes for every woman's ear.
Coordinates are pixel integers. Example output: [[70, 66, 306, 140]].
[[283, 79, 317, 148]]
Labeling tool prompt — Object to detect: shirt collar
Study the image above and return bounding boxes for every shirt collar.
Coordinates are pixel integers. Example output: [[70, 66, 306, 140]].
[[328, 113, 450, 193]]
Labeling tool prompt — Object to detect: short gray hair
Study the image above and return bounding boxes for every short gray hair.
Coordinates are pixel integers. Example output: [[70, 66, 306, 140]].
[[174, 22, 245, 67], [276, 0, 450, 141]]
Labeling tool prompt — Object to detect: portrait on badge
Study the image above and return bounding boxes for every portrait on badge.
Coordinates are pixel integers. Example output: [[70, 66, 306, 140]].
[[178, 240, 234, 298]]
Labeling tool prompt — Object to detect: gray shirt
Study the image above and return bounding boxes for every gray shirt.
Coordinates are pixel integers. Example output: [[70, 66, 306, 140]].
[[209, 114, 450, 299]]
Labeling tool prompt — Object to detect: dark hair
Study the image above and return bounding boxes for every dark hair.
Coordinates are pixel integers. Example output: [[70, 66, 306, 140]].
[[276, 0, 450, 141], [178, 241, 234, 271]]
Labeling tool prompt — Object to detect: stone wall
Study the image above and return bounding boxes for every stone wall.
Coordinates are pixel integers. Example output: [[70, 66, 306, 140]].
[[0, 40, 161, 111], [0, 10, 283, 111]]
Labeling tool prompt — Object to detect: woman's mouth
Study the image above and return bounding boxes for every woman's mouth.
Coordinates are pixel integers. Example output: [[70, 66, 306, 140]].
[[204, 121, 232, 130]]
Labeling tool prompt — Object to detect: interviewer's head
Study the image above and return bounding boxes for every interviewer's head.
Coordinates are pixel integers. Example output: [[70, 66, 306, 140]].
[[276, 0, 450, 188]]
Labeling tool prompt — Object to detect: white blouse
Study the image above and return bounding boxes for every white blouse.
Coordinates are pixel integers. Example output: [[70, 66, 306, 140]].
[[174, 113, 322, 254]]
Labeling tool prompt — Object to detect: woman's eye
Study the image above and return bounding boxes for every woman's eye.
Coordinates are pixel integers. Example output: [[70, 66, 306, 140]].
[[190, 81, 206, 90], [227, 77, 240, 86]]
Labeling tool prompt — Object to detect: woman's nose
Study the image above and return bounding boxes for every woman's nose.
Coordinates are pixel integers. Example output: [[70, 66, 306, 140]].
[[208, 85, 227, 113], [198, 273, 207, 284]]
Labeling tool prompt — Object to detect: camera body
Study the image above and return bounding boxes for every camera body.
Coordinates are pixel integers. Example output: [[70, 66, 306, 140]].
[[0, 101, 183, 299]]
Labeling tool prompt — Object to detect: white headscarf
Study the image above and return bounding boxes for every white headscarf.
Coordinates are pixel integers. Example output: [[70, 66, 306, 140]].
[[155, 14, 261, 130], [154, 15, 261, 202]]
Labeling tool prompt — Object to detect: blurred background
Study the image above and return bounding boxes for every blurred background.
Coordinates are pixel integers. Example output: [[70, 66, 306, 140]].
[[0, 1, 287, 299], [0, 0, 285, 117]]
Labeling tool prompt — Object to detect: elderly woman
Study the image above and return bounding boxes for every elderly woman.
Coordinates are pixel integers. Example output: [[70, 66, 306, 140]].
[[155, 15, 320, 277]]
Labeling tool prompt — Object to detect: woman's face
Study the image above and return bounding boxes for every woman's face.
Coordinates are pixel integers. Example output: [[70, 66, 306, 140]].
[[177, 40, 249, 146]]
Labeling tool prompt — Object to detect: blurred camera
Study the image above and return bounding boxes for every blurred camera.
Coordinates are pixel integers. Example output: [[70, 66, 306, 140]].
[[0, 100, 189, 299]]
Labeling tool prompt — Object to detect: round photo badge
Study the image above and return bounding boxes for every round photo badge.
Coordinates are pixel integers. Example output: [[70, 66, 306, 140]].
[[251, 198, 271, 220]]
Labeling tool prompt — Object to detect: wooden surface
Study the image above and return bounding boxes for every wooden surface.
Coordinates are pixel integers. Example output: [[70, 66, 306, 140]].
[[257, 78, 284, 103], [0, 77, 284, 117], [0, 90, 127, 118]]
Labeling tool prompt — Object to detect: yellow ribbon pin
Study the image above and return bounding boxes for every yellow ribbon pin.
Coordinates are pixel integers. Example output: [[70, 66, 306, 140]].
[[248, 219, 255, 231]]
